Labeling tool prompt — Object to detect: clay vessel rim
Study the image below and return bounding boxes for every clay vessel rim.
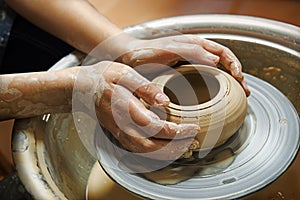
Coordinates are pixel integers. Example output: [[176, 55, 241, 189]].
[[152, 65, 229, 111]]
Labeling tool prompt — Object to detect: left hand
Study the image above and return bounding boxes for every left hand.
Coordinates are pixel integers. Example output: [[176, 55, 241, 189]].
[[117, 35, 250, 96]]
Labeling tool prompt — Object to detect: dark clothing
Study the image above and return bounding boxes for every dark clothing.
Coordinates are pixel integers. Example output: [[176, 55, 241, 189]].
[[0, 15, 74, 74], [0, 1, 15, 65], [0, 2, 74, 199]]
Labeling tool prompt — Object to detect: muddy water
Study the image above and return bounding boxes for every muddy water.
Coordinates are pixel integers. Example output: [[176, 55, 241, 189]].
[[86, 127, 243, 199], [87, 156, 300, 200], [142, 149, 235, 184], [86, 125, 243, 199], [87, 162, 141, 200]]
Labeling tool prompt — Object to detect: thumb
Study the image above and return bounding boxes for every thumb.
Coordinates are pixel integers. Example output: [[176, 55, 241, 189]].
[[114, 64, 170, 106]]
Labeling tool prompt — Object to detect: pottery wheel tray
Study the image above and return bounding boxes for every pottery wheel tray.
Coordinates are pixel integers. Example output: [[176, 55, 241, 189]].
[[95, 73, 300, 200]]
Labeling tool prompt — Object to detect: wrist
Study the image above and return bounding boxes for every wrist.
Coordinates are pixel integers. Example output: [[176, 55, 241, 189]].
[[88, 32, 138, 63]]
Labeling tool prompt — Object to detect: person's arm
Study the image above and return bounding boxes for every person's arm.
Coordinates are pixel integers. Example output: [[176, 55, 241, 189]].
[[0, 67, 77, 120], [5, 0, 250, 95], [0, 61, 200, 160], [4, 0, 125, 54]]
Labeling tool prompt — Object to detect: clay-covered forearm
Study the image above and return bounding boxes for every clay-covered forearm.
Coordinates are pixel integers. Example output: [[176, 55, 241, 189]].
[[0, 67, 79, 120], [4, 0, 125, 53]]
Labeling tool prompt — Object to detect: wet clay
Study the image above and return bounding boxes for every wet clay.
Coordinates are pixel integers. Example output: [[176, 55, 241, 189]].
[[164, 72, 220, 106], [151, 65, 248, 150], [87, 162, 141, 200], [142, 149, 234, 185]]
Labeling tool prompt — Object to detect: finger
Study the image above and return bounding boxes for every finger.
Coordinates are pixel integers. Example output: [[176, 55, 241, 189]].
[[107, 63, 170, 106], [117, 126, 199, 160], [240, 77, 251, 96], [124, 90, 200, 139], [172, 35, 243, 79], [110, 88, 199, 140], [95, 88, 116, 127], [201, 39, 243, 79], [150, 121, 200, 140], [218, 63, 250, 96], [163, 43, 220, 66], [200, 39, 251, 96], [110, 85, 159, 127], [127, 36, 220, 66], [135, 83, 170, 107], [171, 35, 240, 74], [97, 96, 200, 161], [166, 35, 220, 65], [121, 48, 181, 68]]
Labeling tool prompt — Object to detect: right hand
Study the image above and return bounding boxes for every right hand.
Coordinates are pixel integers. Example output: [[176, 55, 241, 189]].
[[92, 61, 200, 160]]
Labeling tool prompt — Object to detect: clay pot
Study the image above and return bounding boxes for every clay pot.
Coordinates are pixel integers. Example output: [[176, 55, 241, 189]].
[[151, 64, 247, 150]]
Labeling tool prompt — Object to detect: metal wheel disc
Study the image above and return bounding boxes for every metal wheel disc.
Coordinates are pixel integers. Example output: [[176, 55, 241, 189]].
[[96, 73, 300, 200]]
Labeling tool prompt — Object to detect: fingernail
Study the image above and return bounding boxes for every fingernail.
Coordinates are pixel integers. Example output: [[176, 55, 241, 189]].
[[231, 62, 242, 78], [242, 81, 251, 97], [154, 93, 170, 106]]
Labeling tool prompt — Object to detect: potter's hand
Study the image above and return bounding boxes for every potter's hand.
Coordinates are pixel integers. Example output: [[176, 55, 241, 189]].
[[117, 35, 250, 96], [93, 61, 200, 160]]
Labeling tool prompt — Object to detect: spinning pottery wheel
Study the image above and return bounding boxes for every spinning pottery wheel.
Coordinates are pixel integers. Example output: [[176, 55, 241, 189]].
[[12, 15, 299, 200], [96, 73, 299, 199]]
